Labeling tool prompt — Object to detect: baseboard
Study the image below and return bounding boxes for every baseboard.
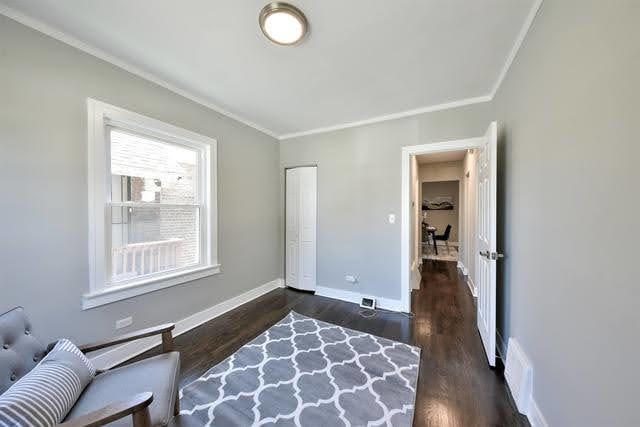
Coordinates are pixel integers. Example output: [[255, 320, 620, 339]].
[[89, 278, 284, 370], [500, 337, 547, 427], [496, 330, 507, 361], [314, 286, 403, 312], [527, 398, 548, 427], [457, 261, 469, 276], [411, 260, 421, 290], [466, 276, 477, 297]]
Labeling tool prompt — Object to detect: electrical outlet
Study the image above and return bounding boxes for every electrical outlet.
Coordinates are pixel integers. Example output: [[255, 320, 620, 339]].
[[115, 316, 133, 330], [345, 275, 357, 284], [388, 214, 396, 224]]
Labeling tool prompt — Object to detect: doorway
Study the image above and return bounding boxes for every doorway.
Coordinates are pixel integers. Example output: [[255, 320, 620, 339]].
[[416, 150, 466, 264], [401, 122, 498, 366], [285, 166, 317, 291]]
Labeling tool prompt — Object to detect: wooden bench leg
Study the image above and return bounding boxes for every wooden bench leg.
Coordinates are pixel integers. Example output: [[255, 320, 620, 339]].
[[132, 406, 152, 427], [174, 395, 180, 416], [161, 331, 174, 352]]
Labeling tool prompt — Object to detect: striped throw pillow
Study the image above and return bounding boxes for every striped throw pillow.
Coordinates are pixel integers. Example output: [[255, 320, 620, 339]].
[[0, 339, 95, 426]]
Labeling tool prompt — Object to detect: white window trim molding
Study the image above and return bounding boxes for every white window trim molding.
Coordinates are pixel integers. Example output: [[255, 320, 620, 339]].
[[84, 98, 219, 310]]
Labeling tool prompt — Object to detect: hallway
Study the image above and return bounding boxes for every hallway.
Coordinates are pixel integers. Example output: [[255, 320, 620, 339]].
[[412, 260, 527, 426]]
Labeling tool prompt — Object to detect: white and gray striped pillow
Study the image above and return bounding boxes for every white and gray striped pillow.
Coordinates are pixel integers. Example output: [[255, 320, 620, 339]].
[[0, 339, 95, 426]]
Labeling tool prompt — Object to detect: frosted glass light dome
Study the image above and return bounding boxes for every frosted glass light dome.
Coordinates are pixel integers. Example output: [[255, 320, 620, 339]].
[[259, 3, 308, 45]]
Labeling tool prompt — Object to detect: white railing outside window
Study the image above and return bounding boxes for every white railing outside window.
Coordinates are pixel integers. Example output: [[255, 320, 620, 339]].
[[111, 238, 184, 282]]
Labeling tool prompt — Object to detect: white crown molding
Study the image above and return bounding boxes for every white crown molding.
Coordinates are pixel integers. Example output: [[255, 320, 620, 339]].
[[489, 0, 543, 98], [0, 5, 280, 139], [2, 0, 542, 141], [278, 95, 492, 140], [279, 0, 543, 141]]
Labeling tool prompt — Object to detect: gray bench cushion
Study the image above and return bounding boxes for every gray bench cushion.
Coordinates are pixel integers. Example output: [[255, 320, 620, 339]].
[[0, 307, 46, 395], [64, 352, 180, 427]]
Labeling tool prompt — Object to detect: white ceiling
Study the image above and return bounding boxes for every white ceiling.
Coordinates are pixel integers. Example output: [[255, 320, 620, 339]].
[[416, 150, 466, 165], [0, 0, 539, 139]]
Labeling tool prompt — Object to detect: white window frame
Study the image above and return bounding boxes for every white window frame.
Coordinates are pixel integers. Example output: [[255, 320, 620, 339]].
[[83, 98, 219, 310]]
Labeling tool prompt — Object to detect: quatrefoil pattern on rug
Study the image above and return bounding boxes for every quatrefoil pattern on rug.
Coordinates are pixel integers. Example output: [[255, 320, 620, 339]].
[[179, 311, 420, 426]]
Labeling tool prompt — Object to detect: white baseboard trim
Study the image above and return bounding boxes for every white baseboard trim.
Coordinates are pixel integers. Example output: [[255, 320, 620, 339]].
[[90, 278, 284, 370], [527, 398, 548, 427], [314, 286, 403, 312], [456, 261, 468, 276], [466, 276, 477, 297], [411, 260, 421, 290], [496, 330, 507, 362]]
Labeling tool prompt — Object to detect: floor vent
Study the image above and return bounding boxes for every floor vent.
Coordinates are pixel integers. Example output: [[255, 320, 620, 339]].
[[504, 338, 533, 414], [359, 297, 376, 310]]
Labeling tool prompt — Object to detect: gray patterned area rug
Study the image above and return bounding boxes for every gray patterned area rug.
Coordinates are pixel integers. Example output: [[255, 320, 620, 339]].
[[178, 311, 421, 426]]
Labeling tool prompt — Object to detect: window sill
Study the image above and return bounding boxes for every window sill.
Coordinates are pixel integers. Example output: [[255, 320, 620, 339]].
[[82, 264, 221, 310]]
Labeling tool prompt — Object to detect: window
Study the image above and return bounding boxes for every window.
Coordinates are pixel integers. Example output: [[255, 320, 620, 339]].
[[84, 99, 218, 309]]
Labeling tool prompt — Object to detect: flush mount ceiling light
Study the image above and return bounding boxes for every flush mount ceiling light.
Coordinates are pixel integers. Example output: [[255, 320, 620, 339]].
[[259, 2, 308, 46]]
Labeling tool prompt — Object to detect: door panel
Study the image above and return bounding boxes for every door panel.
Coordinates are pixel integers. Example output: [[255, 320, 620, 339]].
[[476, 122, 497, 366], [285, 169, 299, 288], [300, 167, 317, 289], [285, 167, 317, 291]]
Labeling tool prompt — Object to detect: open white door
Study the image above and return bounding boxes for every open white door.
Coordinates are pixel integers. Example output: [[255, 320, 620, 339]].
[[476, 122, 498, 366], [286, 167, 317, 291]]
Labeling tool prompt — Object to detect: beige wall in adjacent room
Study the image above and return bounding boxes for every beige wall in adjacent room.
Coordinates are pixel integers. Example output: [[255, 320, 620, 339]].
[[418, 160, 463, 183], [421, 180, 460, 242], [419, 160, 464, 243]]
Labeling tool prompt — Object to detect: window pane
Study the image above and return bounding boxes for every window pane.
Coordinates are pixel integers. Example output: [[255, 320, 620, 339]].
[[110, 129, 199, 204], [110, 205, 200, 283]]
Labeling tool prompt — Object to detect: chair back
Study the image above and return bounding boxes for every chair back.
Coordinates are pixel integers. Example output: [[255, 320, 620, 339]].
[[0, 307, 46, 395], [442, 224, 452, 240]]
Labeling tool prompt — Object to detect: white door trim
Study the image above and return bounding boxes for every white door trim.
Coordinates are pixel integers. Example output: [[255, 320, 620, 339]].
[[400, 137, 483, 312]]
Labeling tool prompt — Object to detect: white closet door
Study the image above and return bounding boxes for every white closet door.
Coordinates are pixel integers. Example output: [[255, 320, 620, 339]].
[[286, 167, 317, 290], [285, 168, 300, 288]]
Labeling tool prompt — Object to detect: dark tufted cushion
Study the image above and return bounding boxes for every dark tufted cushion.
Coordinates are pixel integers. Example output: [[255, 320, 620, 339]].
[[0, 307, 46, 395]]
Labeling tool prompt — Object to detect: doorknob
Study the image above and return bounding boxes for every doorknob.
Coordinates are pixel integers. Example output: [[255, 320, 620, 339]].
[[480, 251, 504, 260]]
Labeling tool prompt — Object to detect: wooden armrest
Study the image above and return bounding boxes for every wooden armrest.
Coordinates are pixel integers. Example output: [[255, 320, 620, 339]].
[[78, 323, 175, 354], [59, 392, 153, 427]]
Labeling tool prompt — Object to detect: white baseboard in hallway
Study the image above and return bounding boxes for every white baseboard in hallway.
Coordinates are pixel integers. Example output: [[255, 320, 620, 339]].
[[457, 261, 477, 297], [90, 278, 284, 370], [457, 261, 469, 276], [314, 286, 403, 312]]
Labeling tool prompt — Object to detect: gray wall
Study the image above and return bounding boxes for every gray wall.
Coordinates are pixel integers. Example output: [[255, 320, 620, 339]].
[[422, 181, 459, 242], [280, 105, 491, 301], [491, 1, 638, 425], [0, 16, 281, 346], [281, 1, 639, 423]]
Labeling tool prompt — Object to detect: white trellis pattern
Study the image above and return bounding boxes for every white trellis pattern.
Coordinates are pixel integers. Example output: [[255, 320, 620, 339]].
[[179, 311, 421, 426]]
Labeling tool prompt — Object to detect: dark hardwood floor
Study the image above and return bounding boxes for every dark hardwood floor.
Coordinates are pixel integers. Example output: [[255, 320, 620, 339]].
[[132, 260, 527, 426]]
